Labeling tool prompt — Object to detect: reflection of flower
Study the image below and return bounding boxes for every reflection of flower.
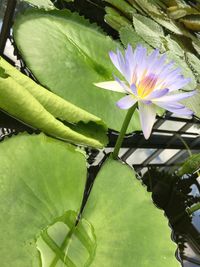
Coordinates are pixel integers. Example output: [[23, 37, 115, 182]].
[[95, 44, 196, 139]]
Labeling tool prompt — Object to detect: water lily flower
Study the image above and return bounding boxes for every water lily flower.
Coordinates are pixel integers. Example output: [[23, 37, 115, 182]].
[[95, 44, 196, 139]]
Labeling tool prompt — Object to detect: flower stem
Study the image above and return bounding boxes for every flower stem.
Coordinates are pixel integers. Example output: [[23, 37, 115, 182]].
[[186, 203, 200, 215], [112, 103, 137, 160]]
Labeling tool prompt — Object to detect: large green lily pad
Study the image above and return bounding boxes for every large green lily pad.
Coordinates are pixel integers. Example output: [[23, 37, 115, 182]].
[[13, 9, 140, 133], [0, 135, 179, 266], [0, 134, 87, 267], [82, 158, 180, 266]]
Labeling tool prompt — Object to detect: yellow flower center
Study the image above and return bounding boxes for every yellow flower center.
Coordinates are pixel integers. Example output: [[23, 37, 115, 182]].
[[137, 74, 158, 98]]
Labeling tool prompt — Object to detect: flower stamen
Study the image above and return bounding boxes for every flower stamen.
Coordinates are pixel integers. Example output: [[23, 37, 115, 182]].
[[137, 74, 158, 98]]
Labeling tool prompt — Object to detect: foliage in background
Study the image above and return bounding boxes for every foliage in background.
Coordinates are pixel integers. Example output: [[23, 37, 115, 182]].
[[104, 0, 200, 117]]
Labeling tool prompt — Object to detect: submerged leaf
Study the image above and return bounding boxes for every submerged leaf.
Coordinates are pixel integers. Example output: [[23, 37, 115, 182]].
[[37, 210, 96, 267]]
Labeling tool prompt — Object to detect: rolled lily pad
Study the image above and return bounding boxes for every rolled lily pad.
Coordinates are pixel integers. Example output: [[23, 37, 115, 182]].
[[13, 9, 141, 133], [0, 134, 87, 267], [0, 58, 108, 148]]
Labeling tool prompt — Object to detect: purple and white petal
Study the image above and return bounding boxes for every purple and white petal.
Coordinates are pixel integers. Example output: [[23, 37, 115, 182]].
[[165, 77, 191, 91], [146, 53, 166, 76], [157, 60, 174, 77], [145, 49, 159, 75], [114, 76, 132, 94], [130, 83, 138, 95], [153, 54, 167, 74], [155, 101, 193, 115], [134, 46, 148, 80], [94, 81, 125, 93], [117, 50, 126, 73], [138, 101, 156, 139], [153, 90, 196, 102], [109, 51, 121, 72], [100, 45, 195, 140], [159, 68, 182, 84], [125, 44, 134, 84], [109, 49, 132, 82], [117, 95, 137, 109], [146, 49, 159, 65], [147, 88, 169, 100]]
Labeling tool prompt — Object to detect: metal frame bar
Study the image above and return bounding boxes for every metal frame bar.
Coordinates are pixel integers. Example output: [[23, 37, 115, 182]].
[[0, 0, 17, 55]]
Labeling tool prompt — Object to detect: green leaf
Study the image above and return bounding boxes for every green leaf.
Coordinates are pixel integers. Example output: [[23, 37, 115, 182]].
[[0, 58, 106, 126], [34, 157, 180, 266], [0, 75, 104, 148], [134, 0, 163, 16], [13, 9, 140, 133], [81, 158, 180, 267], [104, 0, 136, 19], [133, 14, 166, 52], [181, 15, 200, 31], [133, 0, 184, 35], [36, 210, 96, 267], [153, 16, 187, 35], [162, 35, 184, 57], [20, 0, 56, 10], [0, 135, 180, 266], [182, 86, 200, 118], [119, 25, 151, 50], [185, 52, 200, 83], [133, 14, 164, 36], [167, 6, 188, 20], [0, 66, 9, 78], [166, 51, 197, 92], [192, 40, 200, 55], [0, 134, 87, 267], [104, 14, 132, 32], [178, 153, 200, 176]]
